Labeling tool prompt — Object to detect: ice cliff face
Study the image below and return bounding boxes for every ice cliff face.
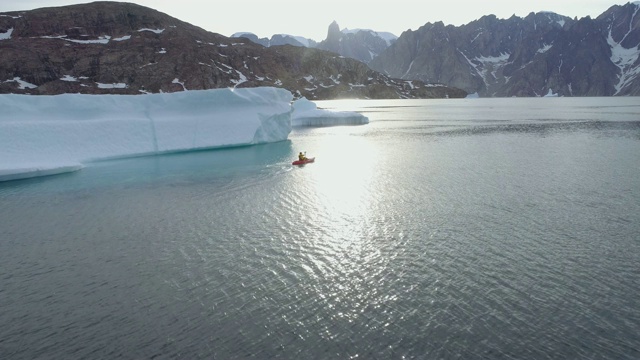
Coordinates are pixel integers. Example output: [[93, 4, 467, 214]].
[[0, 87, 293, 181]]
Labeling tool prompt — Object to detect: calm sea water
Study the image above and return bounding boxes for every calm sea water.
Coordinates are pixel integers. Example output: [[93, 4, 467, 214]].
[[1, 97, 639, 359]]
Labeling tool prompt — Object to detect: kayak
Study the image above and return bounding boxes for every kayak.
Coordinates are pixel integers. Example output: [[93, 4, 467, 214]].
[[292, 157, 315, 165]]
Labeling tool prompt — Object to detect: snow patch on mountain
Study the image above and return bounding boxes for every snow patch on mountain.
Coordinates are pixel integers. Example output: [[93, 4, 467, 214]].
[[0, 28, 13, 40], [607, 5, 640, 95]]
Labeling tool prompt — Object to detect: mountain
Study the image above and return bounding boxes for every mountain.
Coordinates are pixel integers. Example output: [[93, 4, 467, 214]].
[[231, 32, 318, 48], [370, 2, 640, 97], [235, 22, 398, 65], [315, 21, 398, 64], [0, 2, 465, 99]]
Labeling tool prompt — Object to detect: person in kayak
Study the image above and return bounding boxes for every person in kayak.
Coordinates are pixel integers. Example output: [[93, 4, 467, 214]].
[[298, 152, 307, 161]]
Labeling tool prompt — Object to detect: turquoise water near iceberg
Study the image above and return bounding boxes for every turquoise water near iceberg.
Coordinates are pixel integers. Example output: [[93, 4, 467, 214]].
[[1, 97, 639, 359]]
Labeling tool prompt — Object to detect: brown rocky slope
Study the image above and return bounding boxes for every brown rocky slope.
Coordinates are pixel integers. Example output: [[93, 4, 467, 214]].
[[0, 1, 466, 99]]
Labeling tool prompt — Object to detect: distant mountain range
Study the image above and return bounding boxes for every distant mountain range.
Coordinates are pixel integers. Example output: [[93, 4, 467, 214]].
[[0, 2, 464, 99], [236, 2, 640, 97], [233, 21, 397, 65], [231, 32, 318, 48], [2, 1, 639, 98], [371, 3, 640, 97]]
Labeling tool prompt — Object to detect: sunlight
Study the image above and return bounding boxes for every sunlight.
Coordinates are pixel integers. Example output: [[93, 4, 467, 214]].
[[299, 132, 384, 273], [308, 133, 378, 219], [294, 131, 398, 323]]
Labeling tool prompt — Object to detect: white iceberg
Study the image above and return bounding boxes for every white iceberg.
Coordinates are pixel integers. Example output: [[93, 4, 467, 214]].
[[292, 97, 368, 126], [0, 87, 293, 181]]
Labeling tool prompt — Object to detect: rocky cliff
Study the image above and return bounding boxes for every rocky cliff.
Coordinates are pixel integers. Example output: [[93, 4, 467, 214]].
[[315, 21, 397, 64], [0, 2, 465, 99], [233, 22, 397, 65], [369, 2, 640, 97]]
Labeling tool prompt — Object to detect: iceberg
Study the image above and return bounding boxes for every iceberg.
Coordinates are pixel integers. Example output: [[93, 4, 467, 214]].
[[0, 87, 293, 181], [292, 98, 369, 126]]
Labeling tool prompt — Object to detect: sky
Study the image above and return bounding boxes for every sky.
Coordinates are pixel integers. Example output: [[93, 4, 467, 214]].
[[0, 0, 632, 41]]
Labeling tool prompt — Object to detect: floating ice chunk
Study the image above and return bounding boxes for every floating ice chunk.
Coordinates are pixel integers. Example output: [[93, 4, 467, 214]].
[[0, 87, 294, 181], [291, 98, 369, 127]]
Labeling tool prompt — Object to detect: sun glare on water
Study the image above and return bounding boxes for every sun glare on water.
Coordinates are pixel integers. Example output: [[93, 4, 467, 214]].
[[290, 130, 407, 322], [306, 134, 377, 217]]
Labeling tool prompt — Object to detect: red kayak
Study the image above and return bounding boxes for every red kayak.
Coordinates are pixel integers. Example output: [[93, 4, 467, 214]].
[[292, 157, 315, 165]]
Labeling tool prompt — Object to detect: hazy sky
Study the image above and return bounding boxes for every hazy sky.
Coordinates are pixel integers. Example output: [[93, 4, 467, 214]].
[[0, 0, 631, 40]]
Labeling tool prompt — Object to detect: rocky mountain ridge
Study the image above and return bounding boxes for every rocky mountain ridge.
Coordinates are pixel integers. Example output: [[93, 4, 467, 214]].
[[237, 2, 639, 97], [315, 21, 397, 64], [369, 2, 640, 96], [231, 32, 318, 48], [0, 2, 465, 99], [233, 22, 397, 65]]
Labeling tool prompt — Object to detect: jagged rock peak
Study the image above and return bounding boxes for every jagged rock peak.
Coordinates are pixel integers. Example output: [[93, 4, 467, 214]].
[[327, 20, 341, 41]]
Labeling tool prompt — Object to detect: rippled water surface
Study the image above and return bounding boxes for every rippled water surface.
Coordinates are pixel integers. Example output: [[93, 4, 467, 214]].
[[1, 97, 640, 359]]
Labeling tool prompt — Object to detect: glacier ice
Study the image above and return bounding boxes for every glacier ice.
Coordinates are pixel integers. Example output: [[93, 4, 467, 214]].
[[0, 87, 293, 181], [0, 88, 373, 182], [292, 98, 369, 127]]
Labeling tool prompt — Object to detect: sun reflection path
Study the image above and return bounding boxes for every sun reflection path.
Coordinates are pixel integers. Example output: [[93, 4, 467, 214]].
[[307, 134, 377, 228], [293, 132, 403, 323]]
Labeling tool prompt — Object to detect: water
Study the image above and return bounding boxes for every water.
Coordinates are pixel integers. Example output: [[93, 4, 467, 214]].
[[1, 97, 639, 359]]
